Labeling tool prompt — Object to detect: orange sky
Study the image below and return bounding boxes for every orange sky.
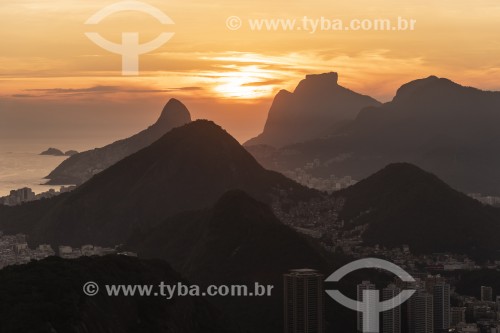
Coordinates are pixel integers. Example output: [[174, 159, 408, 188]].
[[1, 0, 500, 151]]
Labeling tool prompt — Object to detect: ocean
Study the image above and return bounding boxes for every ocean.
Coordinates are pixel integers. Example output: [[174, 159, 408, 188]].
[[0, 152, 68, 197]]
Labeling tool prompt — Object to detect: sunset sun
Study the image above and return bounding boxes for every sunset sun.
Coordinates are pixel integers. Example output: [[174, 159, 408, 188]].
[[212, 65, 280, 99]]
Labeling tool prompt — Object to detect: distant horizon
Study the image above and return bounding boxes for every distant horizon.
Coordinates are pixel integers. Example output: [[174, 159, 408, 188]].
[[2, 0, 500, 152], [2, 72, 500, 155]]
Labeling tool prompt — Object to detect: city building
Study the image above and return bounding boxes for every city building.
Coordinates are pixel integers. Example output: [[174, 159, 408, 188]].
[[0, 188, 35, 206], [357, 280, 376, 332], [451, 307, 466, 327], [284, 269, 325, 333], [382, 284, 401, 333], [0, 232, 55, 268], [455, 323, 479, 333], [433, 282, 451, 332], [496, 296, 500, 316], [422, 275, 445, 293], [471, 304, 496, 321], [58, 244, 117, 259], [408, 289, 434, 333], [481, 286, 493, 302], [0, 186, 76, 206]]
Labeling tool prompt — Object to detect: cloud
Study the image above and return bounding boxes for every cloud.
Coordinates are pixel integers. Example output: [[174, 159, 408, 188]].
[[242, 79, 285, 87], [176, 86, 202, 91], [11, 94, 38, 98], [25, 85, 203, 96], [27, 86, 120, 94]]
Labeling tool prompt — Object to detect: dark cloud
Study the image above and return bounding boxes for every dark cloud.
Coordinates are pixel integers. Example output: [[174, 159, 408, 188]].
[[11, 94, 38, 98], [26, 86, 122, 94]]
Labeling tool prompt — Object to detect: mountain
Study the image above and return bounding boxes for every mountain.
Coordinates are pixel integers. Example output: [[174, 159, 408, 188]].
[[127, 190, 330, 283], [40, 147, 65, 156], [45, 98, 192, 185], [251, 76, 500, 195], [244, 72, 380, 147], [127, 190, 333, 333], [0, 120, 317, 247], [334, 163, 500, 257], [0, 255, 236, 333]]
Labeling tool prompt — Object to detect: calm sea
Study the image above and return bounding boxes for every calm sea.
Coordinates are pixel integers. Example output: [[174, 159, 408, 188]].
[[0, 152, 68, 196]]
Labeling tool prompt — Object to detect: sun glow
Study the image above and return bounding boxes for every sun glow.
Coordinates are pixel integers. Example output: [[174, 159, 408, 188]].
[[212, 65, 279, 99]]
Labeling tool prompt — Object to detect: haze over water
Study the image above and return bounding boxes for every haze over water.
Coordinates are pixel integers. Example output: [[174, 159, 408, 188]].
[[0, 152, 68, 196]]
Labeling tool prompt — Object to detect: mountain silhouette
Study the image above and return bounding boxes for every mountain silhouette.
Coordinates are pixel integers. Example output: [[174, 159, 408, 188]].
[[251, 76, 500, 195], [128, 190, 330, 283], [335, 163, 500, 257], [46, 98, 192, 185], [40, 147, 65, 156], [127, 190, 332, 333], [0, 255, 236, 333], [245, 72, 380, 147], [0, 120, 317, 247]]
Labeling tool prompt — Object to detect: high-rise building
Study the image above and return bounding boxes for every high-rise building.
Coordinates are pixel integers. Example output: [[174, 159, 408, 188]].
[[423, 275, 445, 293], [382, 284, 401, 333], [357, 280, 376, 332], [433, 282, 450, 331], [450, 307, 466, 327], [408, 289, 433, 333], [284, 269, 324, 333], [481, 286, 493, 302]]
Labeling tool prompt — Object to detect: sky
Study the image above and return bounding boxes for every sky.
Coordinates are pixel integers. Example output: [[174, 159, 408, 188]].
[[1, 0, 500, 152]]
